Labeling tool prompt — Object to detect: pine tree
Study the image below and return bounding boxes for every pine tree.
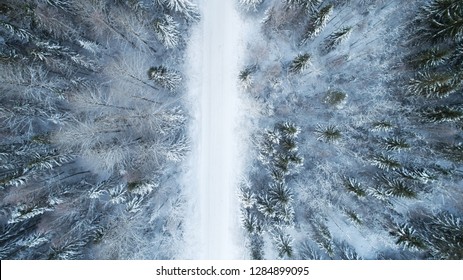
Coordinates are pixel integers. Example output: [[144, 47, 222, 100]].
[[408, 47, 450, 69], [422, 212, 463, 259], [108, 184, 127, 204], [284, 0, 321, 12], [371, 154, 401, 171], [383, 136, 410, 151], [273, 231, 294, 259], [300, 4, 333, 44], [157, 0, 200, 21], [371, 120, 394, 132], [8, 204, 54, 224], [127, 181, 158, 195], [249, 234, 265, 260], [392, 223, 426, 251], [48, 239, 86, 260], [239, 0, 264, 11], [315, 124, 342, 143], [17, 232, 49, 249], [241, 210, 261, 234], [407, 71, 459, 98], [343, 208, 362, 225], [277, 204, 295, 226], [422, 106, 463, 122], [125, 195, 145, 214], [153, 15, 180, 49], [240, 188, 257, 209], [338, 242, 362, 260], [282, 138, 298, 152], [257, 195, 277, 218], [379, 176, 417, 199], [323, 90, 347, 107], [396, 167, 435, 183], [269, 182, 293, 206], [239, 66, 255, 89], [342, 177, 366, 197], [264, 129, 282, 145], [437, 143, 463, 163], [312, 220, 335, 258], [323, 27, 352, 53], [420, 0, 463, 42], [148, 66, 182, 91], [299, 241, 322, 259], [279, 122, 301, 139], [289, 53, 311, 74]]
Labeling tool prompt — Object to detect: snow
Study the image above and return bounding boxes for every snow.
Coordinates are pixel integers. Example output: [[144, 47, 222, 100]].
[[181, 0, 247, 259]]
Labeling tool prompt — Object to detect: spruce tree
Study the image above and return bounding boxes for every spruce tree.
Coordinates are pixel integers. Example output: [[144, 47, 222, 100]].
[[323, 27, 352, 53], [408, 71, 459, 98], [383, 136, 410, 151], [315, 125, 342, 143], [148, 66, 182, 91], [289, 53, 311, 74], [392, 223, 426, 251], [342, 177, 366, 197], [371, 154, 402, 171], [273, 231, 294, 259], [301, 4, 333, 44], [153, 15, 180, 49], [422, 106, 463, 122]]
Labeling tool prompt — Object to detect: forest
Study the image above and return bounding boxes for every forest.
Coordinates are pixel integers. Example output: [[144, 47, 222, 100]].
[[238, 0, 463, 259], [0, 0, 196, 259], [1, 0, 462, 260]]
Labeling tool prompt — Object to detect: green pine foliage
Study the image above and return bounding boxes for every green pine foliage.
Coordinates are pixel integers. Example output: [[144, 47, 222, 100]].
[[377, 176, 417, 199], [342, 177, 366, 197], [323, 90, 347, 107], [422, 212, 463, 259], [383, 137, 410, 151], [323, 27, 352, 53], [418, 0, 463, 42], [269, 182, 293, 206], [289, 53, 311, 74], [250, 234, 265, 260], [239, 66, 255, 89], [312, 220, 335, 258], [338, 242, 362, 260], [301, 4, 333, 44], [407, 71, 459, 98], [153, 14, 180, 49], [422, 106, 463, 122], [148, 66, 182, 91], [392, 224, 426, 251], [436, 143, 463, 163], [315, 125, 342, 143], [343, 208, 362, 225], [396, 167, 435, 183], [273, 231, 294, 259], [299, 241, 322, 260], [371, 120, 394, 132], [371, 154, 402, 171], [408, 47, 450, 69]]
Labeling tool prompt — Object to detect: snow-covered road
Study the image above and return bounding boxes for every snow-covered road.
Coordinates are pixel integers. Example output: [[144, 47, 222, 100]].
[[183, 0, 245, 259]]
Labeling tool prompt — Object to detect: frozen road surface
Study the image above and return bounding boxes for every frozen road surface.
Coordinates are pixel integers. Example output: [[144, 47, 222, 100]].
[[184, 0, 245, 259]]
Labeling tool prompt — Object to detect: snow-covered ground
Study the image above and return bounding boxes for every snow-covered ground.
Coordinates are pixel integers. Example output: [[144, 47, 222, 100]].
[[182, 0, 247, 259]]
